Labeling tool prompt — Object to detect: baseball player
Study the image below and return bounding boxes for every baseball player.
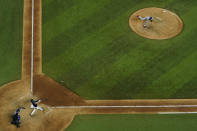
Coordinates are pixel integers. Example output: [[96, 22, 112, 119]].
[[30, 99, 43, 116], [11, 107, 25, 128], [137, 15, 153, 28]]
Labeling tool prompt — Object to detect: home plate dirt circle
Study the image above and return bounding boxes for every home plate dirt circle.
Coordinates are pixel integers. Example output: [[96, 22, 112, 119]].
[[129, 7, 183, 40]]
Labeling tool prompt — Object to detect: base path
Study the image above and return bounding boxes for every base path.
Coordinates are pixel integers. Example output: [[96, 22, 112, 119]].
[[22, 0, 32, 85], [129, 7, 183, 40]]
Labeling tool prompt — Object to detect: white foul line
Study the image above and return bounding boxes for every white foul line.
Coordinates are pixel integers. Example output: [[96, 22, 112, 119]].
[[158, 112, 197, 114], [51, 105, 197, 109], [30, 0, 34, 93]]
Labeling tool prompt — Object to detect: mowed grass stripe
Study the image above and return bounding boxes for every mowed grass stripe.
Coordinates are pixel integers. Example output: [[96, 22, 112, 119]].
[[43, 7, 143, 71], [43, 1, 161, 92], [135, 33, 197, 98], [56, 0, 177, 91], [43, 0, 147, 65], [44, 0, 174, 75], [43, 0, 174, 44], [43, 0, 149, 64], [164, 0, 197, 15], [76, 39, 170, 99], [0, 0, 23, 86], [43, 0, 112, 46], [145, 33, 197, 98], [42, 0, 54, 6], [150, 50, 197, 98], [43, 2, 174, 68], [66, 114, 197, 131], [42, 0, 75, 24], [64, 13, 179, 98], [75, 6, 197, 99], [58, 33, 145, 94], [43, 0, 119, 63], [173, 75, 197, 98], [43, 0, 113, 63]]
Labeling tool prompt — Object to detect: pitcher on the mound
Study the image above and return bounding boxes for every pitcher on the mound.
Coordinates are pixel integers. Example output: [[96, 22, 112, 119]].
[[137, 15, 153, 28], [30, 99, 43, 116]]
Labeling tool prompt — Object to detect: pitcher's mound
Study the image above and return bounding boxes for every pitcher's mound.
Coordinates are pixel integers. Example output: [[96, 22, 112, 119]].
[[129, 7, 183, 40]]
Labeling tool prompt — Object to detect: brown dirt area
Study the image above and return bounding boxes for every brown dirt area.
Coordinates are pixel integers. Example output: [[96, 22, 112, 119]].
[[85, 99, 197, 106], [129, 7, 183, 39], [33, 0, 42, 75], [0, 80, 76, 131], [21, 0, 32, 82], [33, 74, 85, 106]]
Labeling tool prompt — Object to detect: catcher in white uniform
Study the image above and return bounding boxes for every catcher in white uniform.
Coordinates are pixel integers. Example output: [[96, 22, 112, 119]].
[[137, 15, 153, 28], [30, 99, 43, 116]]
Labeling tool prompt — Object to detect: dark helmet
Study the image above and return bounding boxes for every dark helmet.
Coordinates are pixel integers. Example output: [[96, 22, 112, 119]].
[[16, 109, 20, 113], [149, 17, 153, 21]]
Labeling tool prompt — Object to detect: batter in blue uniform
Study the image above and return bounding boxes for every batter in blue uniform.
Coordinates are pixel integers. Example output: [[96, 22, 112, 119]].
[[30, 99, 43, 116]]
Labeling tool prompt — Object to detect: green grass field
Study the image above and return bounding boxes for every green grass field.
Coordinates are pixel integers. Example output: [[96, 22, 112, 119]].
[[0, 0, 23, 86], [42, 0, 197, 99], [65, 114, 197, 131]]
